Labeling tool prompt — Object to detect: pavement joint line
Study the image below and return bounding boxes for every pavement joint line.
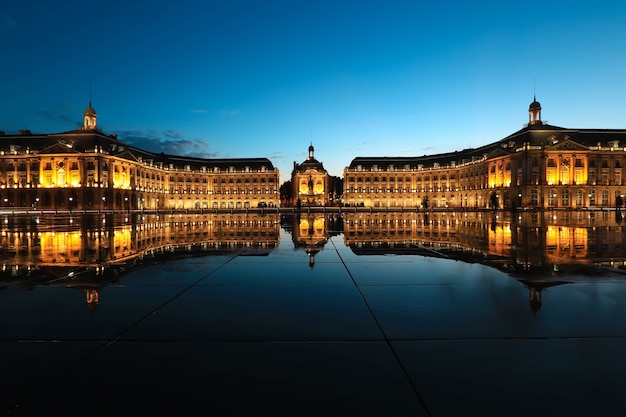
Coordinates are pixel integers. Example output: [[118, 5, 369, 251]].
[[5, 252, 243, 414], [330, 238, 433, 417]]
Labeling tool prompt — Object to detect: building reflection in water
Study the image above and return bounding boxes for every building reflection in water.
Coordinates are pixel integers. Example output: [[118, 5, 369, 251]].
[[2, 210, 625, 311], [287, 213, 342, 268], [343, 210, 626, 311], [0, 213, 281, 308]]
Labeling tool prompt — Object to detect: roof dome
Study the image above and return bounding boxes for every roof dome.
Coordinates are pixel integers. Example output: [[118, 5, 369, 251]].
[[529, 98, 541, 110], [84, 101, 96, 116]]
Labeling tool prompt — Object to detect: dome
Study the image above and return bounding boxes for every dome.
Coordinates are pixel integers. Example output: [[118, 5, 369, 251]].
[[84, 100, 96, 116], [529, 98, 541, 111]]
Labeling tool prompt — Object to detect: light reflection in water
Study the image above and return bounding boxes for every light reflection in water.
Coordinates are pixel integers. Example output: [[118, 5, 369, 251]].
[[1, 211, 625, 311]]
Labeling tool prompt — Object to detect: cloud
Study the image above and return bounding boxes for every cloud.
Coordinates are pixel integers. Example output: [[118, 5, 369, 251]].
[[218, 109, 240, 117], [34, 110, 76, 125], [115, 129, 221, 159], [267, 152, 285, 160], [189, 109, 207, 113]]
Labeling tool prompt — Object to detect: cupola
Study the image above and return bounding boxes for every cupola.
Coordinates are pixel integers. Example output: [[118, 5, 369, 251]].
[[528, 96, 542, 126], [83, 101, 97, 129]]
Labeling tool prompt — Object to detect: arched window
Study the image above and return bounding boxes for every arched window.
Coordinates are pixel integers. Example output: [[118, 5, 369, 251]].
[[560, 166, 569, 184]]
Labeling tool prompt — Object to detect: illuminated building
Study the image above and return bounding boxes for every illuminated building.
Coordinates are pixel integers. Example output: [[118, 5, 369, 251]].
[[343, 98, 626, 209], [284, 144, 342, 207], [0, 104, 280, 210]]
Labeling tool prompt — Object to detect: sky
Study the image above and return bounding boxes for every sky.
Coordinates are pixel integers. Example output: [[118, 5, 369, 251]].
[[1, 0, 625, 180]]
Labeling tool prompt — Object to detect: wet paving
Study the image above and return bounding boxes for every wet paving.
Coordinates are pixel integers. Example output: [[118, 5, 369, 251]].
[[1, 215, 626, 416]]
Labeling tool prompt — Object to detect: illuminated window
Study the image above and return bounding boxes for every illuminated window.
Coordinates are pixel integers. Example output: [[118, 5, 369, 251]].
[[560, 167, 569, 184], [561, 189, 569, 206], [575, 170, 583, 184], [548, 189, 556, 206]]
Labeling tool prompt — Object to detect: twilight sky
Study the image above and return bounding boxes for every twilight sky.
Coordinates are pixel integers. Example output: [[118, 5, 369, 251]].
[[1, 0, 625, 179]]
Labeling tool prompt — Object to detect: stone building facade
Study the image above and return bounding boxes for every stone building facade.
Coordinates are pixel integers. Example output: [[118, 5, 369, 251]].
[[343, 98, 626, 209], [0, 104, 279, 210]]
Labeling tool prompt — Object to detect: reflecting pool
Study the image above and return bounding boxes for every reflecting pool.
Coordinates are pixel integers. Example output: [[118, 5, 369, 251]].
[[1, 211, 626, 416]]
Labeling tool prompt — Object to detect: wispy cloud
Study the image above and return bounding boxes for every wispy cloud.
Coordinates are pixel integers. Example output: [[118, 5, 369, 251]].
[[34, 110, 76, 125], [267, 152, 285, 161], [189, 109, 207, 113], [218, 109, 240, 117], [115, 129, 221, 159]]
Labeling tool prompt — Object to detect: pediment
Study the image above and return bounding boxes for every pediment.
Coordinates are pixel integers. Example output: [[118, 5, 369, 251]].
[[545, 139, 588, 151], [115, 150, 142, 162], [485, 148, 510, 159], [38, 142, 83, 154]]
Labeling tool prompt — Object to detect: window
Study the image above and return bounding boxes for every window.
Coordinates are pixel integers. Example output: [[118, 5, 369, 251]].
[[560, 167, 569, 184], [548, 189, 557, 206], [575, 170, 583, 184], [561, 189, 569, 206], [531, 170, 538, 185]]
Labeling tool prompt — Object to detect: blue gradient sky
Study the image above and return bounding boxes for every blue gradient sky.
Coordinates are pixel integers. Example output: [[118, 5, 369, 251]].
[[1, 0, 625, 179]]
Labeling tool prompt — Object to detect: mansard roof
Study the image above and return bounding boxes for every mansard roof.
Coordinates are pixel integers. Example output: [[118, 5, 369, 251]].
[[347, 124, 626, 171], [0, 128, 275, 171]]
